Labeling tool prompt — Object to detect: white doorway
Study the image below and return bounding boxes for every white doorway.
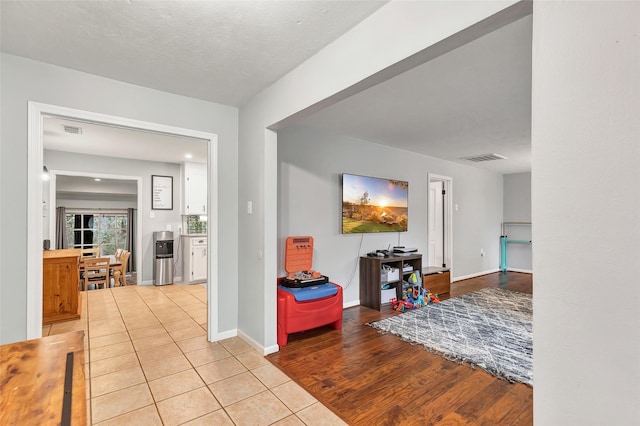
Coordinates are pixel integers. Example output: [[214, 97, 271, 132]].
[[427, 174, 453, 269], [27, 102, 219, 342], [429, 180, 444, 267], [47, 170, 143, 278]]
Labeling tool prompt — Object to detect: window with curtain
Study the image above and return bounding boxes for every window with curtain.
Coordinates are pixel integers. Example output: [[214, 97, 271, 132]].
[[65, 211, 128, 255]]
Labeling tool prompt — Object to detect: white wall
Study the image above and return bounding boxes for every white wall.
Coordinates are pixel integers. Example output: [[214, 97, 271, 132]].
[[239, 0, 522, 351], [503, 172, 532, 271], [532, 2, 640, 424], [45, 150, 184, 283], [0, 53, 239, 344], [57, 196, 136, 210], [279, 126, 503, 305]]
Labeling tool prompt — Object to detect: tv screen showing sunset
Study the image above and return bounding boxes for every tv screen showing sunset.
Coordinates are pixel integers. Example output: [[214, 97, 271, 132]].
[[342, 173, 408, 234]]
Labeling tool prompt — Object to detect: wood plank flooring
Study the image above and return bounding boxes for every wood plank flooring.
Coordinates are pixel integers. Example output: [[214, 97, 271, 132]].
[[267, 272, 533, 425]]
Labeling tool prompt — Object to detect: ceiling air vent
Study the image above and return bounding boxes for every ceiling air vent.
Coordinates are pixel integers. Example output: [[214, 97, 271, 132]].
[[460, 153, 507, 162], [63, 125, 83, 135]]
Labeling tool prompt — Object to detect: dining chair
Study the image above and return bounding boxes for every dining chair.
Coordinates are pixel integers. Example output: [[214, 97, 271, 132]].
[[83, 257, 110, 291], [81, 247, 100, 259], [115, 248, 123, 260], [113, 250, 131, 286]]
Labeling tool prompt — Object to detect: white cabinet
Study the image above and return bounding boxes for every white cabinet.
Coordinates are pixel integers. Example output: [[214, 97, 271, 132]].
[[182, 162, 207, 215], [182, 236, 207, 283]]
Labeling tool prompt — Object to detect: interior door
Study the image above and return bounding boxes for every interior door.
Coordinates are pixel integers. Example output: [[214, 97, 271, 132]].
[[429, 181, 444, 267]]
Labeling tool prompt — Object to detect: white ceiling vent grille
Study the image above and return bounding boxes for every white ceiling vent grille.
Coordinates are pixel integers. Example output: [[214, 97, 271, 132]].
[[460, 153, 507, 162], [63, 125, 83, 135]]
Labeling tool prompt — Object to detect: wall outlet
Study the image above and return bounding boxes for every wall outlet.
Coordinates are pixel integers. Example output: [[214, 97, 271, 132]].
[[480, 249, 485, 257], [166, 224, 172, 231]]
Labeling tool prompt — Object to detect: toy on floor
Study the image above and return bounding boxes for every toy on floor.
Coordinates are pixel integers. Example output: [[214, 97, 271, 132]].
[[389, 270, 441, 311], [390, 298, 414, 312]]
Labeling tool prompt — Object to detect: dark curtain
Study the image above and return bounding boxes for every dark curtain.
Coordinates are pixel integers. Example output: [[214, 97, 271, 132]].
[[55, 207, 68, 249], [127, 208, 135, 272]]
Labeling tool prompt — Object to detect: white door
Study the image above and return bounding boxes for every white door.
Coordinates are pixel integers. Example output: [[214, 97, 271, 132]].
[[429, 181, 444, 267], [191, 244, 208, 282]]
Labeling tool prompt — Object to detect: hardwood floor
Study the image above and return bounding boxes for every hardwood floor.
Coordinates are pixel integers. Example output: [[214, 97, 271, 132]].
[[267, 272, 533, 425]]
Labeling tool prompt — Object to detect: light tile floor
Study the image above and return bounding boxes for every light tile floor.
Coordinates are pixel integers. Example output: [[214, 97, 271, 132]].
[[44, 284, 346, 426]]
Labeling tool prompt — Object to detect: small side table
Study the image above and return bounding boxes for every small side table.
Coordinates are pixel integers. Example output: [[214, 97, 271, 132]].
[[422, 267, 451, 295]]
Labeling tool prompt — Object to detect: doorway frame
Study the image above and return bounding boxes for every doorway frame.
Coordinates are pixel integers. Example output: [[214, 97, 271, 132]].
[[27, 102, 219, 342], [427, 173, 453, 270], [47, 170, 144, 277]]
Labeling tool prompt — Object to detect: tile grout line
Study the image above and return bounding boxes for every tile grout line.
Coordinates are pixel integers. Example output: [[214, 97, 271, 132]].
[[87, 288, 125, 425], [132, 285, 301, 424], [81, 285, 321, 425], [118, 286, 164, 424], [127, 284, 221, 423]]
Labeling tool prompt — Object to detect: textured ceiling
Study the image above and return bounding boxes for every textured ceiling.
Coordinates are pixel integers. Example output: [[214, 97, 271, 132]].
[[3, 1, 532, 174], [1, 0, 386, 107], [44, 116, 209, 164], [298, 15, 533, 174]]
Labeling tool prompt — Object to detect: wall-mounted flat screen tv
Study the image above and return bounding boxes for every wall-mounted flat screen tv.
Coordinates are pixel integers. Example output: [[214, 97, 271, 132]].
[[342, 173, 408, 234]]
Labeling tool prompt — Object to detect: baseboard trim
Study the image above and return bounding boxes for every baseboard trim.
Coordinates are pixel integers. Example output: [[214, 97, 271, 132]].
[[236, 329, 279, 356], [263, 344, 280, 356], [452, 269, 500, 282], [344, 300, 360, 309], [507, 268, 533, 274], [216, 329, 237, 341]]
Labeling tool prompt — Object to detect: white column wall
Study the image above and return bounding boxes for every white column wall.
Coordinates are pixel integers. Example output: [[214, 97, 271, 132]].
[[532, 2, 640, 424]]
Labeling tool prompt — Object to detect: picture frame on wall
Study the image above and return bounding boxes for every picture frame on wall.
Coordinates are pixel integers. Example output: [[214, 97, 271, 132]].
[[152, 175, 173, 210]]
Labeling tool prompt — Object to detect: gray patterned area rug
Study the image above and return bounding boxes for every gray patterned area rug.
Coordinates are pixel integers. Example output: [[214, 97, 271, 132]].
[[368, 287, 532, 386]]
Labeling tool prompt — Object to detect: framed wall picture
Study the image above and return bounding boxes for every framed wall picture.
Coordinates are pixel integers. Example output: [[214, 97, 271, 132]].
[[152, 175, 173, 210]]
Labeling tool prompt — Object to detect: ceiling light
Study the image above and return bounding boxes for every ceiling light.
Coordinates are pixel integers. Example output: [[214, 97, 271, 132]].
[[94, 178, 101, 182], [460, 153, 508, 162], [185, 153, 193, 159], [42, 166, 50, 181]]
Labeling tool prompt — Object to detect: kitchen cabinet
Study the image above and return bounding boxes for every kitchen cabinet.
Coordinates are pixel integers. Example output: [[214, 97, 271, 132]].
[[182, 235, 207, 283], [182, 162, 207, 215]]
